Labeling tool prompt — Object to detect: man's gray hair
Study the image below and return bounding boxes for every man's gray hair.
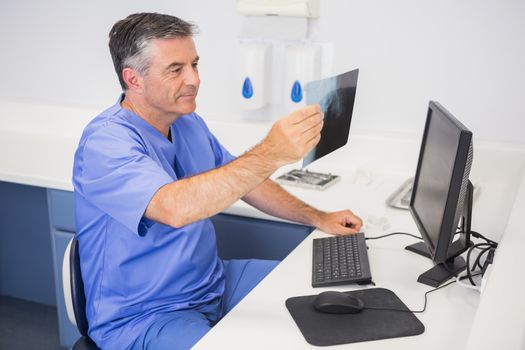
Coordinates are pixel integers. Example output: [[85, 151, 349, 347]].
[[109, 12, 197, 91]]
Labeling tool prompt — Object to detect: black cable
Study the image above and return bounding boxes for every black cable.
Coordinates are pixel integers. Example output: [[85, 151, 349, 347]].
[[471, 230, 498, 247], [360, 229, 497, 313], [450, 229, 498, 285], [466, 243, 487, 285], [363, 273, 482, 314], [473, 246, 493, 271], [466, 243, 493, 285], [365, 232, 423, 241], [481, 249, 496, 275], [473, 248, 488, 270], [455, 229, 498, 248], [364, 280, 455, 313]]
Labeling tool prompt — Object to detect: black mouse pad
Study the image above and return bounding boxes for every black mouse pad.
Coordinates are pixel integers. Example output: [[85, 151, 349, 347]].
[[285, 288, 424, 346]]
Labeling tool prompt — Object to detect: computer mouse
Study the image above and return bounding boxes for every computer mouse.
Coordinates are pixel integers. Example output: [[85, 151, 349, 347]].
[[313, 291, 365, 314]]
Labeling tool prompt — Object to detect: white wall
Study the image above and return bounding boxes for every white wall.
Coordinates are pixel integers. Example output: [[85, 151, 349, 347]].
[[0, 0, 523, 143], [311, 0, 525, 143]]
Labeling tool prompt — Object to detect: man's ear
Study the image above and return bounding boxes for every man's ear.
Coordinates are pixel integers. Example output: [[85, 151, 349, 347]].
[[122, 67, 143, 93]]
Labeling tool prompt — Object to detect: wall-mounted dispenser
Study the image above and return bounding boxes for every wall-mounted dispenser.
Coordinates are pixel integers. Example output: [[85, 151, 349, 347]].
[[238, 42, 271, 110], [284, 44, 321, 111], [237, 0, 320, 18]]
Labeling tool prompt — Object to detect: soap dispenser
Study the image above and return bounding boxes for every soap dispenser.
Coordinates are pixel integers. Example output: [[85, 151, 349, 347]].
[[237, 42, 271, 110], [284, 44, 321, 111]]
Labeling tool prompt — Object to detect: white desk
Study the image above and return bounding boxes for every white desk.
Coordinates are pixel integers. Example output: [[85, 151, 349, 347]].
[[194, 174, 484, 350], [465, 174, 525, 350], [195, 139, 525, 349], [1, 99, 525, 349]]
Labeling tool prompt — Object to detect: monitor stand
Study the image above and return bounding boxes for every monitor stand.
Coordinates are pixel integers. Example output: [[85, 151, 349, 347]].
[[417, 257, 467, 287], [405, 241, 431, 258], [405, 181, 474, 288], [405, 241, 468, 287]]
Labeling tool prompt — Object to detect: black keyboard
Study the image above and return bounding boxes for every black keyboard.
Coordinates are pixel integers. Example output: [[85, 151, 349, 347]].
[[312, 233, 372, 287]]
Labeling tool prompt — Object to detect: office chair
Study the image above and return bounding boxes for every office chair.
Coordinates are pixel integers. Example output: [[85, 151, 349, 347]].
[[62, 238, 101, 350]]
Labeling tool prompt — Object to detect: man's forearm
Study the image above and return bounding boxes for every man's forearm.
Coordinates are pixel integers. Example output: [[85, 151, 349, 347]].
[[145, 144, 279, 227], [145, 104, 324, 228], [244, 179, 365, 236], [242, 179, 323, 227]]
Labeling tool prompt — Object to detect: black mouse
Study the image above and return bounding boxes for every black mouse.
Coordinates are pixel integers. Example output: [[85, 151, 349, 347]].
[[313, 291, 365, 314]]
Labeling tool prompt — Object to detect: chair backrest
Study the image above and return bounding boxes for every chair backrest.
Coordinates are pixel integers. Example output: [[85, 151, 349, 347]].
[[62, 238, 90, 336]]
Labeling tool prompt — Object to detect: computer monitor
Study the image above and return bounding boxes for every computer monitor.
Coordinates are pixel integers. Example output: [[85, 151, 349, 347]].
[[302, 68, 359, 167], [406, 101, 474, 287]]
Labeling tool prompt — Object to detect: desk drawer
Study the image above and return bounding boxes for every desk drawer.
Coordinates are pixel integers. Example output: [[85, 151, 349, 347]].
[[47, 189, 75, 232]]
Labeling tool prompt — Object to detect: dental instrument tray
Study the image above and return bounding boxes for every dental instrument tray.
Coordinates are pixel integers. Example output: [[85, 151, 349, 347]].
[[276, 169, 340, 190]]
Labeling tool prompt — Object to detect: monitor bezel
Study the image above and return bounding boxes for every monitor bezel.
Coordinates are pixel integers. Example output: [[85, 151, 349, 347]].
[[409, 101, 473, 264]]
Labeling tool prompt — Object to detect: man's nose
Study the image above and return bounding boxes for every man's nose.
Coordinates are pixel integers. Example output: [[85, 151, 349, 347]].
[[184, 67, 200, 86]]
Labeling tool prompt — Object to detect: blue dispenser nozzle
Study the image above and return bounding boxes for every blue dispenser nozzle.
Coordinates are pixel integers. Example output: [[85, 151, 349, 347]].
[[291, 80, 303, 103], [242, 77, 254, 99]]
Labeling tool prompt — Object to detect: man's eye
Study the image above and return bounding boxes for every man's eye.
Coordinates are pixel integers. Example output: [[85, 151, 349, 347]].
[[171, 67, 182, 74], [192, 62, 199, 69]]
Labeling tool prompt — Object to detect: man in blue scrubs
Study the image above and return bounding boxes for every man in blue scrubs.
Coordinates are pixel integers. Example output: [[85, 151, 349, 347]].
[[73, 13, 363, 350]]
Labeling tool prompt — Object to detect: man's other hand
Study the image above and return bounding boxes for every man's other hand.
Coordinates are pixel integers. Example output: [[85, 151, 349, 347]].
[[313, 210, 363, 236]]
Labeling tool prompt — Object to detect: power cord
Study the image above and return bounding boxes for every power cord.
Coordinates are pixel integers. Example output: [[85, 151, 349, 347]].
[[369, 230, 498, 287], [455, 230, 498, 247], [464, 242, 497, 286], [363, 229, 497, 311], [365, 232, 423, 241], [471, 230, 498, 246], [363, 273, 482, 314], [456, 244, 494, 291]]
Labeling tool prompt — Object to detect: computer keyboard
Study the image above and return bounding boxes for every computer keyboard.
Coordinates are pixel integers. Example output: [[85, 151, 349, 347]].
[[312, 233, 372, 287]]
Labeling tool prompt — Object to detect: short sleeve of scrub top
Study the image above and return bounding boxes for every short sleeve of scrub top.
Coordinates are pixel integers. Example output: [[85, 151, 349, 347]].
[[77, 122, 174, 236]]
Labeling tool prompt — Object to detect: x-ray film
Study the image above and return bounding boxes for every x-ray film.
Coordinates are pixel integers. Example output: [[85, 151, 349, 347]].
[[302, 68, 359, 167]]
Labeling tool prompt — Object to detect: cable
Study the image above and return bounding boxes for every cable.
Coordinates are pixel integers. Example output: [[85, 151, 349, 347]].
[[481, 248, 496, 275], [471, 230, 498, 247], [457, 243, 495, 291], [456, 272, 482, 291], [466, 243, 490, 285], [455, 229, 498, 248], [365, 232, 423, 241], [364, 280, 455, 313], [363, 273, 483, 314], [363, 229, 497, 310], [466, 242, 497, 286], [473, 246, 493, 271], [448, 228, 498, 285]]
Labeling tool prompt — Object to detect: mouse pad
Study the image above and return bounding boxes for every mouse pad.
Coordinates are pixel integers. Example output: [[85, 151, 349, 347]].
[[285, 288, 424, 346]]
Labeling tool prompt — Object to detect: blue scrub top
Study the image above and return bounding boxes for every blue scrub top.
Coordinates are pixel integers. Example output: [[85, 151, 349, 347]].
[[73, 96, 236, 349]]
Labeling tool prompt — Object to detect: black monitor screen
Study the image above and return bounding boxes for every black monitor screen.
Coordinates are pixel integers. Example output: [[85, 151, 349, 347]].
[[412, 110, 459, 251], [303, 68, 358, 167], [409, 101, 473, 264]]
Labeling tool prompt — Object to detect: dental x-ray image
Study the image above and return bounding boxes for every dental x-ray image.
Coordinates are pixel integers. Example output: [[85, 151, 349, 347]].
[[302, 68, 359, 167]]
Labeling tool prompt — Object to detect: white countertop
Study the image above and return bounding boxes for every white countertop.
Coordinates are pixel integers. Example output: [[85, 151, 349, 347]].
[[2, 98, 524, 236]]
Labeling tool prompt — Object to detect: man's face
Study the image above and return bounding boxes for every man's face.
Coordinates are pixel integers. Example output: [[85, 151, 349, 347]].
[[140, 37, 200, 116]]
